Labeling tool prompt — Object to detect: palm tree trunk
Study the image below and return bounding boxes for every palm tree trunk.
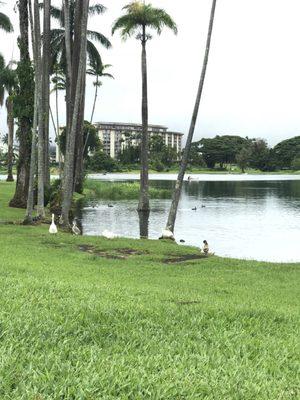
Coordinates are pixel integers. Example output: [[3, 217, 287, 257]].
[[60, 0, 89, 226], [64, 0, 72, 139], [25, 84, 38, 223], [165, 0, 217, 233], [74, 74, 86, 194], [33, 0, 45, 219], [25, 0, 38, 223], [55, 77, 62, 179], [82, 75, 99, 156], [90, 75, 99, 124], [42, 0, 51, 188], [6, 97, 14, 182], [9, 0, 32, 209], [138, 26, 150, 212]]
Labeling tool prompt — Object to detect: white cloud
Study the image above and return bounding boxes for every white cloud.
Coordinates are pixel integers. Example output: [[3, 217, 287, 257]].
[[1, 0, 300, 146]]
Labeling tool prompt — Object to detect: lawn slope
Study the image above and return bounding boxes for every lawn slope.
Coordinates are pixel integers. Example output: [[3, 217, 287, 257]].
[[0, 182, 299, 399]]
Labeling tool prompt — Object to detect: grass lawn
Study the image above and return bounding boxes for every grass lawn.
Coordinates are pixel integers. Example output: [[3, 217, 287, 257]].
[[0, 182, 299, 399]]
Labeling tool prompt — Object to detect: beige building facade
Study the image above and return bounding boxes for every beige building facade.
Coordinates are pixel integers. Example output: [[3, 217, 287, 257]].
[[94, 122, 183, 159], [56, 122, 184, 162]]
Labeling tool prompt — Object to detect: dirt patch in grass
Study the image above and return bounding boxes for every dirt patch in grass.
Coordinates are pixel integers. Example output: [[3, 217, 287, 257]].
[[164, 254, 207, 264], [176, 300, 202, 306], [78, 244, 146, 260]]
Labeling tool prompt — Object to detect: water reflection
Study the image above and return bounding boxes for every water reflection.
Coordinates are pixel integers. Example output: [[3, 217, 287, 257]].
[[77, 179, 300, 262]]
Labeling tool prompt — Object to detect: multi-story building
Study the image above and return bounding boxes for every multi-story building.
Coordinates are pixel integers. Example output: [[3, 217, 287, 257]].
[[94, 122, 184, 159]]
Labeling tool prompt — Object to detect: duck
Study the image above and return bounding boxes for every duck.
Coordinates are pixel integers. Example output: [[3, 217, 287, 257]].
[[72, 219, 81, 235], [160, 228, 175, 241], [180, 239, 185, 243], [102, 229, 117, 239], [108, 204, 114, 208], [201, 205, 206, 208], [192, 207, 197, 211], [49, 214, 58, 234]]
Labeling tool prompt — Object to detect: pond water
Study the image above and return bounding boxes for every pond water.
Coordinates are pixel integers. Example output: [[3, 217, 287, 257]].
[[76, 174, 300, 263]]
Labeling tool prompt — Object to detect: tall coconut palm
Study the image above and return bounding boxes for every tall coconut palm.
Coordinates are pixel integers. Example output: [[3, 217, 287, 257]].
[[164, 0, 217, 235], [0, 56, 17, 182], [112, 2, 177, 212], [83, 62, 113, 155], [87, 61, 113, 124]]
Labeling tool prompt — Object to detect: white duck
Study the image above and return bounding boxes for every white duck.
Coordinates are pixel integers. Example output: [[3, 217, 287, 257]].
[[102, 229, 117, 239], [161, 228, 175, 241], [72, 220, 81, 235], [49, 214, 58, 234]]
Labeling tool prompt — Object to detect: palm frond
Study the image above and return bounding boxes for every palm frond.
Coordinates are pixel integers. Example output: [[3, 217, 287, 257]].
[[112, 2, 177, 38], [86, 41, 103, 71], [87, 30, 112, 49], [88, 4, 106, 16], [0, 12, 13, 33], [39, 3, 63, 26]]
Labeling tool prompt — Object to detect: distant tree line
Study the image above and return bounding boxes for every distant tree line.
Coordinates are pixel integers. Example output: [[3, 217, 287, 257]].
[[189, 135, 300, 172]]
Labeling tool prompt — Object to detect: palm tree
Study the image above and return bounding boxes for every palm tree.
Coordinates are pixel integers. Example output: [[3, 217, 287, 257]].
[[0, 3, 13, 33], [60, 0, 90, 226], [0, 56, 17, 182], [46, 1, 111, 79], [0, 4, 15, 183], [165, 0, 217, 235], [45, 1, 111, 194], [87, 61, 114, 124], [42, 0, 51, 188], [10, 0, 34, 209], [112, 2, 177, 212]]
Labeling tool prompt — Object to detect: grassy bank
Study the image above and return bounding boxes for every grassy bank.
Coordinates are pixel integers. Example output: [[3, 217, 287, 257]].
[[84, 179, 171, 200], [0, 182, 299, 399]]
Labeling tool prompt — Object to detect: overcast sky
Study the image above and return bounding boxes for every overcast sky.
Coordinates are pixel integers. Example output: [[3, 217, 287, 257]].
[[1, 0, 300, 146]]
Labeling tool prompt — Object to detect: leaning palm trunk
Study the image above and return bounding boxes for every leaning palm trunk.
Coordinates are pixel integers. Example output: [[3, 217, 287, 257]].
[[90, 75, 99, 124], [6, 96, 14, 182], [33, 0, 45, 219], [138, 27, 150, 211], [60, 0, 89, 226], [165, 0, 217, 233]]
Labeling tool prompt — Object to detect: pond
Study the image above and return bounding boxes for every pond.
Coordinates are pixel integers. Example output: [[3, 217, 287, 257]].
[[76, 174, 300, 263]]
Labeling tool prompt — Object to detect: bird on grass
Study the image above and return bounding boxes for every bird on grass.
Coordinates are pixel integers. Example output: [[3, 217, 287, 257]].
[[49, 214, 58, 234], [102, 229, 117, 239], [192, 207, 197, 211], [72, 219, 81, 235], [160, 228, 175, 241]]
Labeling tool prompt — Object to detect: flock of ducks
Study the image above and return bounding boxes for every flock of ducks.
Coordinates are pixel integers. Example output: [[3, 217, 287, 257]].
[[49, 214, 116, 238], [48, 214, 81, 235]]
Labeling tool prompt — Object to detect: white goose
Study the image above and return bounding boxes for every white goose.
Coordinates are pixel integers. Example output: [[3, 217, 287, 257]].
[[49, 214, 58, 234], [161, 228, 175, 241], [102, 229, 117, 239]]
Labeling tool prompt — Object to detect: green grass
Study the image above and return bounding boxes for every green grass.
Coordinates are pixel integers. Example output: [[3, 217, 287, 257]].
[[0, 182, 299, 399], [84, 179, 171, 200]]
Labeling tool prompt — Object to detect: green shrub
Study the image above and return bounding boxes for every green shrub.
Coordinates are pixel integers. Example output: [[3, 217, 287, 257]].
[[84, 180, 171, 200]]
